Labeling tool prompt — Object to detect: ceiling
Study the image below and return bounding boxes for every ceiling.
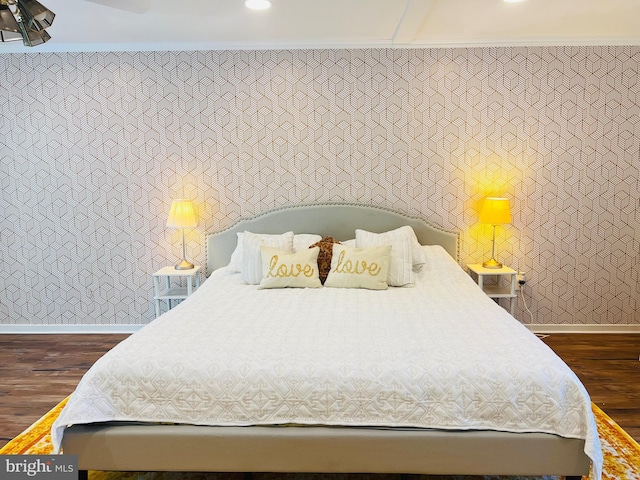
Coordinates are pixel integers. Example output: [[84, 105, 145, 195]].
[[2, 0, 640, 53]]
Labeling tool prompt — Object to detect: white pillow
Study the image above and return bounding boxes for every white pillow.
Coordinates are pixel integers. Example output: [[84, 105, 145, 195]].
[[227, 232, 245, 272], [355, 226, 417, 287], [345, 230, 425, 269], [258, 247, 322, 289], [324, 244, 391, 290], [228, 232, 322, 271], [293, 234, 322, 252], [408, 230, 427, 271], [241, 231, 294, 284], [348, 230, 424, 269]]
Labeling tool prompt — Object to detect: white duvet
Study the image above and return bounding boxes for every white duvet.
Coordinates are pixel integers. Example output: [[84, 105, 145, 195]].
[[52, 246, 602, 479]]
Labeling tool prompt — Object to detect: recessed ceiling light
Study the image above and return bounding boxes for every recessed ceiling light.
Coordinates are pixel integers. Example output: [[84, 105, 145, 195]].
[[503, 0, 526, 3], [245, 0, 272, 10]]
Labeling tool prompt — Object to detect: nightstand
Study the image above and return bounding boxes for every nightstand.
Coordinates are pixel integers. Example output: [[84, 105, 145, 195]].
[[467, 264, 517, 315], [153, 266, 201, 318]]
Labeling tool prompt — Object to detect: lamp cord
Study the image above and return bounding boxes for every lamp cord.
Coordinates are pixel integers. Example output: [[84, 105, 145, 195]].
[[520, 285, 548, 339]]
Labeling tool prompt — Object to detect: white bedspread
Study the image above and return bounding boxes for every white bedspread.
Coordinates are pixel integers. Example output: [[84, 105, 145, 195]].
[[52, 246, 602, 479]]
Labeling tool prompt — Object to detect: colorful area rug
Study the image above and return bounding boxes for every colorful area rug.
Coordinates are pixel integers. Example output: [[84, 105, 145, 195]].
[[1, 398, 638, 480]]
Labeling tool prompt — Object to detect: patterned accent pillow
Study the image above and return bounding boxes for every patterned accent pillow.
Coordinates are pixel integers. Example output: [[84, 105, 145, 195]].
[[324, 244, 391, 290], [258, 247, 322, 289], [310, 236, 341, 284]]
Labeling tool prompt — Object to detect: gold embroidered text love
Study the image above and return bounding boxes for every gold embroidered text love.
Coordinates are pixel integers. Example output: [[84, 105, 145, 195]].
[[266, 255, 316, 278], [332, 250, 382, 276]]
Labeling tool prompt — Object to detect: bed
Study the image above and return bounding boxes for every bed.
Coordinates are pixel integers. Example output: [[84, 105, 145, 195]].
[[54, 203, 601, 480]]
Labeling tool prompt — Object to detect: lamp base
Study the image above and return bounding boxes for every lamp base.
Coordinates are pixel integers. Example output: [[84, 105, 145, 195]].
[[482, 258, 503, 269], [174, 259, 195, 270]]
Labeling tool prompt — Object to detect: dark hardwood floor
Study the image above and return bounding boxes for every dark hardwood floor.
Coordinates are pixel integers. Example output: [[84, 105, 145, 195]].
[[0, 334, 128, 447], [542, 333, 640, 442], [0, 333, 638, 449]]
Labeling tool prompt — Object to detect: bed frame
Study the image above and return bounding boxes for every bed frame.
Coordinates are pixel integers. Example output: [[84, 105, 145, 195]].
[[63, 203, 590, 479], [204, 203, 460, 274]]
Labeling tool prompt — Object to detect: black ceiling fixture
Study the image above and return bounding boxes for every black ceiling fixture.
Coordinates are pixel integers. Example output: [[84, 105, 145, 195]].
[[0, 0, 55, 46]]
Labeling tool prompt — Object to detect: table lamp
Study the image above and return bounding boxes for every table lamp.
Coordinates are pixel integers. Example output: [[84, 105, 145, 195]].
[[167, 199, 197, 270], [479, 197, 511, 269]]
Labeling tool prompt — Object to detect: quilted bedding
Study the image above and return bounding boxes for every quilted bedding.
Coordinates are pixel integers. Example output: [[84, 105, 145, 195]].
[[51, 246, 602, 479]]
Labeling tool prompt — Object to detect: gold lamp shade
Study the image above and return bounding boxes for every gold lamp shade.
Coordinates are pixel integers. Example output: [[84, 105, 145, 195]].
[[480, 197, 511, 269], [167, 199, 197, 270]]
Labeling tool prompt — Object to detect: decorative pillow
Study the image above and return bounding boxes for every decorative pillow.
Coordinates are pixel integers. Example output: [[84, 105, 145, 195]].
[[229, 233, 322, 271], [349, 229, 425, 270], [324, 244, 391, 290], [258, 247, 322, 289], [406, 228, 427, 271], [309, 236, 341, 284], [241, 231, 294, 285], [355, 226, 417, 287], [293, 234, 322, 252], [227, 232, 245, 272]]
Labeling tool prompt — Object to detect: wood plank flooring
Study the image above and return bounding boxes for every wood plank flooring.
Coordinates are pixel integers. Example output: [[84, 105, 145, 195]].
[[542, 333, 640, 442], [0, 334, 128, 447], [0, 333, 638, 449]]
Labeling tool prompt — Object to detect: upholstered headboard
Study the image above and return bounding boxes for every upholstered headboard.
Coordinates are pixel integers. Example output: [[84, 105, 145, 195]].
[[205, 203, 459, 275]]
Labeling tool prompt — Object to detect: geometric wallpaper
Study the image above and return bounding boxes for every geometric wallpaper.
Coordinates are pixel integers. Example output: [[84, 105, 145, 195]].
[[0, 46, 638, 327]]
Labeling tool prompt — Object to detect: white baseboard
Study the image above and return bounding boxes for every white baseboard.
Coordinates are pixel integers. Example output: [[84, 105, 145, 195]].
[[0, 324, 145, 334], [1, 323, 638, 335], [529, 324, 640, 334]]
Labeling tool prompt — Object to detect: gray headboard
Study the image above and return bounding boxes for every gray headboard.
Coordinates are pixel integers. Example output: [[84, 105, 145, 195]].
[[205, 203, 459, 275]]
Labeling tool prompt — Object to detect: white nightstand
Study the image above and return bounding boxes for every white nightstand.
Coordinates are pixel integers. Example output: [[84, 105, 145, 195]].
[[153, 266, 201, 318], [467, 264, 517, 315]]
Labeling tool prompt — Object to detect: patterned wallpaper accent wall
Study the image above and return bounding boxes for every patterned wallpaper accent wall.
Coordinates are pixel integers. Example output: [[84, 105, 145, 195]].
[[1, 46, 639, 327]]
